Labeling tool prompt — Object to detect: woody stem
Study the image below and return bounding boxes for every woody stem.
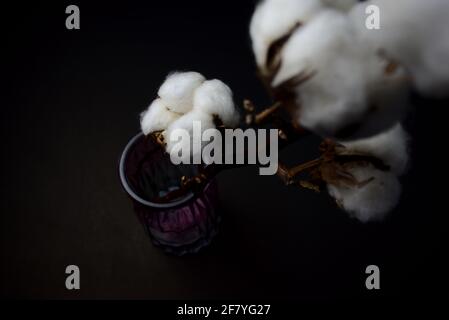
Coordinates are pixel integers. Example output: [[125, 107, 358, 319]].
[[289, 157, 322, 176], [254, 101, 282, 124], [277, 157, 322, 185]]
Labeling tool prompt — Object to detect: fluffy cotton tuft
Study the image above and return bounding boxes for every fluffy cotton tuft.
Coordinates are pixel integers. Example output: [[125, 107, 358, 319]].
[[140, 98, 180, 135], [193, 79, 239, 127], [272, 10, 366, 137], [164, 111, 215, 162], [250, 0, 323, 70], [141, 71, 240, 162], [251, 0, 448, 141], [273, 9, 409, 139], [327, 166, 401, 222], [157, 71, 205, 113], [349, 0, 449, 97], [326, 124, 409, 222], [339, 124, 409, 175]]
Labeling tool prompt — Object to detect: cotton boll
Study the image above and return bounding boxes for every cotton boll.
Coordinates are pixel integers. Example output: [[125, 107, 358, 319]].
[[157, 71, 206, 114], [349, 0, 449, 97], [326, 124, 409, 221], [288, 58, 370, 139], [140, 98, 180, 135], [301, 53, 409, 140], [340, 124, 409, 175], [327, 166, 402, 222], [193, 79, 240, 127], [250, 0, 323, 71], [272, 10, 368, 137], [273, 9, 409, 139], [272, 10, 357, 87], [164, 111, 215, 163]]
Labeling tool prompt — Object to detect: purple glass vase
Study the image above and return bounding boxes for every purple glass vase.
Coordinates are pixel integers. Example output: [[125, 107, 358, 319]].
[[119, 133, 220, 256]]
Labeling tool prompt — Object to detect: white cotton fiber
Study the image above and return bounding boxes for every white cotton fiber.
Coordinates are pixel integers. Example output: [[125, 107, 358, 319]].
[[272, 10, 367, 137], [272, 9, 409, 139], [193, 79, 240, 127], [349, 0, 449, 97], [140, 98, 180, 135], [321, 0, 357, 11], [157, 71, 206, 114], [250, 0, 323, 70], [340, 124, 409, 175], [326, 124, 409, 222], [272, 10, 357, 87], [164, 110, 215, 162], [327, 166, 402, 222]]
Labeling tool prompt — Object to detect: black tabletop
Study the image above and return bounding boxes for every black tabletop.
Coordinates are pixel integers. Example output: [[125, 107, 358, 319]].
[[3, 0, 448, 300]]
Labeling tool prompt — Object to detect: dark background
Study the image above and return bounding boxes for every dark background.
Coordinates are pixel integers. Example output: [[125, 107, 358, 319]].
[[2, 0, 448, 300]]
